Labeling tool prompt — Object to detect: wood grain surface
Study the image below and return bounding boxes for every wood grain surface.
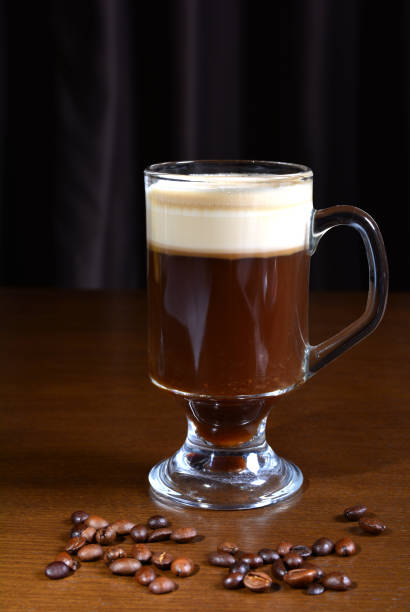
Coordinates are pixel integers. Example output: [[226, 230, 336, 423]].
[[0, 290, 408, 611]]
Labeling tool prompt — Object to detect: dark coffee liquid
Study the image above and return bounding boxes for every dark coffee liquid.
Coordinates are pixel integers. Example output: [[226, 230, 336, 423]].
[[148, 248, 310, 445]]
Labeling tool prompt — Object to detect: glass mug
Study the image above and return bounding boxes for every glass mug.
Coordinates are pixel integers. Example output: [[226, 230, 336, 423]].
[[144, 160, 388, 510]]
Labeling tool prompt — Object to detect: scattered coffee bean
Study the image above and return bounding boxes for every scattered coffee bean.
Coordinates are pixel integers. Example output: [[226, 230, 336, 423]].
[[149, 576, 177, 594], [284, 568, 317, 588], [171, 527, 198, 543], [109, 558, 142, 576], [277, 542, 293, 556], [131, 543, 152, 564], [70, 524, 95, 542], [103, 546, 127, 566], [208, 551, 236, 567], [237, 552, 264, 568], [243, 571, 272, 592], [230, 560, 250, 574], [95, 525, 117, 546], [77, 544, 103, 561], [45, 561, 71, 580], [130, 524, 148, 542], [344, 504, 368, 521], [71, 510, 89, 525], [148, 515, 169, 529], [152, 551, 174, 570], [148, 528, 172, 542], [81, 526, 97, 543], [111, 519, 135, 535], [335, 537, 356, 556], [258, 548, 280, 564], [271, 559, 287, 580], [322, 572, 352, 591], [223, 572, 244, 589], [54, 552, 80, 571], [217, 541, 239, 555], [85, 515, 109, 529], [70, 524, 86, 538], [65, 536, 86, 554], [306, 582, 325, 595], [135, 566, 157, 586], [312, 537, 334, 556], [301, 562, 324, 580], [290, 545, 312, 559], [358, 516, 386, 534], [171, 557, 195, 577], [283, 552, 303, 569]]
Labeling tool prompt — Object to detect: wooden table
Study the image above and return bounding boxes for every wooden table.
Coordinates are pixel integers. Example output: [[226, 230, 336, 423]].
[[0, 290, 408, 611]]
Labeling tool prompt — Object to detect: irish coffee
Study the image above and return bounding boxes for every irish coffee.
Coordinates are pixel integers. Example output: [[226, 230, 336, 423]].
[[145, 160, 388, 508]]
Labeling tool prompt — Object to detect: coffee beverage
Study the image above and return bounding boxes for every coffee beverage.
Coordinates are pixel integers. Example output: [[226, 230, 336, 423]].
[[145, 160, 388, 509], [147, 176, 312, 445]]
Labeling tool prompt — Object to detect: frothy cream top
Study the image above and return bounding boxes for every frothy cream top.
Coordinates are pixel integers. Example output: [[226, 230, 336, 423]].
[[146, 175, 312, 257]]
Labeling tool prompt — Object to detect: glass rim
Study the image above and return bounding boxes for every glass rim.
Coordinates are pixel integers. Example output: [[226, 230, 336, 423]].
[[144, 160, 313, 182]]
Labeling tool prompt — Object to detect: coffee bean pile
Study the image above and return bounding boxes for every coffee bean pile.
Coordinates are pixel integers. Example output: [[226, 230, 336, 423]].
[[44, 503, 387, 598], [208, 503, 387, 597], [45, 511, 200, 595]]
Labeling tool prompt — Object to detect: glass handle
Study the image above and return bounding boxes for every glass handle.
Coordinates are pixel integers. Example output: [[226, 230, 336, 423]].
[[308, 205, 389, 376]]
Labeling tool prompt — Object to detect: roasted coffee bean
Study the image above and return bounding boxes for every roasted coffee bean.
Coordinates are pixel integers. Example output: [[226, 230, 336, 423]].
[[301, 562, 324, 580], [171, 557, 195, 577], [85, 515, 109, 529], [237, 552, 264, 568], [284, 568, 317, 588], [135, 566, 157, 586], [131, 543, 152, 564], [111, 519, 135, 535], [208, 551, 236, 567], [149, 576, 177, 594], [243, 571, 272, 592], [70, 524, 92, 541], [65, 536, 86, 554], [271, 559, 287, 580], [258, 548, 280, 564], [104, 546, 127, 566], [148, 527, 172, 542], [306, 583, 325, 595], [230, 560, 251, 575], [70, 524, 86, 538], [45, 561, 71, 580], [77, 544, 103, 561], [95, 525, 117, 545], [130, 524, 148, 542], [344, 504, 368, 521], [223, 572, 244, 589], [81, 526, 96, 543], [152, 551, 174, 570], [217, 541, 239, 555], [71, 510, 89, 525], [322, 572, 352, 591], [55, 552, 80, 571], [70, 524, 95, 542], [359, 516, 386, 534], [171, 527, 198, 543], [283, 552, 303, 569], [148, 515, 169, 529], [277, 542, 293, 556], [109, 558, 142, 576], [291, 545, 312, 559], [312, 537, 334, 556], [335, 537, 356, 556]]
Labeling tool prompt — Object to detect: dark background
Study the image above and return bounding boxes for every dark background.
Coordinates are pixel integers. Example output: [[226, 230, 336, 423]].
[[1, 0, 409, 290]]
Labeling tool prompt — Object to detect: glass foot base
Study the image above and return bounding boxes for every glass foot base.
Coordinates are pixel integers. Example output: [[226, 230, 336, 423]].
[[149, 436, 303, 510]]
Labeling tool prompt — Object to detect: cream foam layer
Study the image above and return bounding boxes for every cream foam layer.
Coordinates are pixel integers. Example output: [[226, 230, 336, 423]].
[[146, 176, 313, 256]]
